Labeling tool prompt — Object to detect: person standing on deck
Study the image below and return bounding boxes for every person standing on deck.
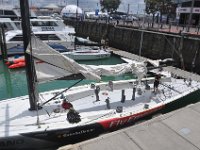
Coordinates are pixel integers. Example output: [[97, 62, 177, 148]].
[[153, 74, 161, 93]]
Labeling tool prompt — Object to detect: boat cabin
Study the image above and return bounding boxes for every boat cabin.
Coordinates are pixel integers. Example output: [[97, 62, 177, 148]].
[[0, 18, 19, 32]]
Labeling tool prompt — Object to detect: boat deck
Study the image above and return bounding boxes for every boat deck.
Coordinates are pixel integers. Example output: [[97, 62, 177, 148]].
[[0, 75, 200, 138]]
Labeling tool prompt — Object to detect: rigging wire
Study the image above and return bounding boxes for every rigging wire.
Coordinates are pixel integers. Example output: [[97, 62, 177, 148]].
[[41, 79, 83, 106]]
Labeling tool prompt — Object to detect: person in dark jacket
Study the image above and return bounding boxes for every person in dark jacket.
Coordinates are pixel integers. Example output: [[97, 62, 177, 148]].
[[153, 74, 161, 93]]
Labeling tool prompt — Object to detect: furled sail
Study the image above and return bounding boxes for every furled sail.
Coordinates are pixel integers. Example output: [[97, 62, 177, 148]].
[[26, 36, 101, 83], [85, 63, 134, 76]]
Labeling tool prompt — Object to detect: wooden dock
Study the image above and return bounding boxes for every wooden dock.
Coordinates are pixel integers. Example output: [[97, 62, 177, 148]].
[[58, 102, 200, 150]]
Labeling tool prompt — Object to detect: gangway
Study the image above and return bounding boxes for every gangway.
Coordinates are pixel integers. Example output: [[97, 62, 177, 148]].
[[163, 66, 200, 82]]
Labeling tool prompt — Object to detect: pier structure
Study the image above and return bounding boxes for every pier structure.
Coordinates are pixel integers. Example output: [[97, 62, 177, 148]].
[[64, 19, 200, 74]]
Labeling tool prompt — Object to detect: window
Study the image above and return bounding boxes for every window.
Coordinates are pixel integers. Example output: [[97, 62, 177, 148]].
[[35, 34, 61, 40], [10, 35, 23, 41], [31, 21, 58, 27], [10, 34, 61, 41]]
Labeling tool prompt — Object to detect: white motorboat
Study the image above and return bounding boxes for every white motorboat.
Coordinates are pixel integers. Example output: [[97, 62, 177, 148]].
[[1, 18, 110, 61], [62, 46, 111, 60], [1, 35, 200, 150], [2, 18, 75, 56]]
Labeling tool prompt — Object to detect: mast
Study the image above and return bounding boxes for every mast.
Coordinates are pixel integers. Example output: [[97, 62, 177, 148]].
[[20, 0, 38, 111]]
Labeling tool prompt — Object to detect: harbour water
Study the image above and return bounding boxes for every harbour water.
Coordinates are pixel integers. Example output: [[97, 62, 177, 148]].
[[0, 55, 133, 100]]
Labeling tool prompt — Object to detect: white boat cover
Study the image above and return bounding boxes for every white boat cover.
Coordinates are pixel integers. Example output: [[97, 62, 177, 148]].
[[85, 61, 147, 80], [26, 36, 101, 83]]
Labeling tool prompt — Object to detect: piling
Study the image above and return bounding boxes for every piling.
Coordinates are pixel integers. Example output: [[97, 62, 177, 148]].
[[0, 24, 8, 61]]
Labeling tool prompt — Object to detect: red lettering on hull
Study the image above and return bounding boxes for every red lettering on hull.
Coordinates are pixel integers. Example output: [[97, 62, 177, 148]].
[[98, 105, 165, 130]]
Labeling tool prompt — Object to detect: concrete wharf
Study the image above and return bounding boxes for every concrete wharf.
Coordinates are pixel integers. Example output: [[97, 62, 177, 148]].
[[58, 101, 200, 150]]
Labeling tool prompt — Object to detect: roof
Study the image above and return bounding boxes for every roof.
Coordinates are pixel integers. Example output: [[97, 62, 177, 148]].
[[61, 5, 83, 15], [44, 3, 59, 9]]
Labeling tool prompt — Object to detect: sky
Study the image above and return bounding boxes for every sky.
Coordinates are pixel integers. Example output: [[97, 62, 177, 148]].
[[2, 0, 145, 14]]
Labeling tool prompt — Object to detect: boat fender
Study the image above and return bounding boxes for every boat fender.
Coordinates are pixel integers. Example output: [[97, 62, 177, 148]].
[[8, 61, 25, 69]]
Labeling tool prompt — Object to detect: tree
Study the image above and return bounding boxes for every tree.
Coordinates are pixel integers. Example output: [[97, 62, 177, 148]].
[[144, 0, 174, 26], [145, 0, 159, 15], [100, 0, 121, 13], [157, 0, 175, 24], [144, 0, 160, 27]]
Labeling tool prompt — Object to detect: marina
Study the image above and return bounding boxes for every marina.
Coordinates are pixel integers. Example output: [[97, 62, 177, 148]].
[[1, 39, 200, 149], [1, 0, 200, 150]]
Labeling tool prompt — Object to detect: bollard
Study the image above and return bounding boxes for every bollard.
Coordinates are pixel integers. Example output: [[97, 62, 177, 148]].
[[95, 86, 100, 101], [121, 89, 126, 103], [105, 98, 110, 109], [132, 86, 136, 101]]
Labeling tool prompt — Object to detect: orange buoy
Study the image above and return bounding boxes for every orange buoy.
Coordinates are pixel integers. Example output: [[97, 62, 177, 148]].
[[6, 57, 25, 66], [8, 61, 26, 69]]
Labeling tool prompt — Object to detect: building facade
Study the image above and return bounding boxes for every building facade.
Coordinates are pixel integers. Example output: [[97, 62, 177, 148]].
[[176, 0, 200, 25]]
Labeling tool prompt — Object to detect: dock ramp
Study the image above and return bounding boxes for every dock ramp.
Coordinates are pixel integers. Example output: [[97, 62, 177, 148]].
[[163, 66, 200, 82]]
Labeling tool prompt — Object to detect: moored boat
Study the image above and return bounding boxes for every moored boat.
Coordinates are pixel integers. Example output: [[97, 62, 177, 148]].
[[1, 2, 200, 150], [62, 46, 111, 60], [1, 35, 200, 150]]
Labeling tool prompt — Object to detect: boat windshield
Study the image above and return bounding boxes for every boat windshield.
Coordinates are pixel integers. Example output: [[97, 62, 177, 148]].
[[0, 22, 15, 31], [10, 34, 61, 41], [31, 21, 59, 27]]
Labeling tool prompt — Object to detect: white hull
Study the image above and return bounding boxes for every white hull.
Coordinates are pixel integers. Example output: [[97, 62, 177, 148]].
[[1, 72, 200, 149]]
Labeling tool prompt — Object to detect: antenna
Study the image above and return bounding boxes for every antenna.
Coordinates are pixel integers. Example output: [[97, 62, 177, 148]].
[[127, 3, 130, 15]]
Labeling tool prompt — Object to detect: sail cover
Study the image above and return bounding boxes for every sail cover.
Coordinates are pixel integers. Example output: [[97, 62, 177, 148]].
[[26, 36, 101, 83], [85, 61, 147, 80], [85, 63, 134, 76]]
